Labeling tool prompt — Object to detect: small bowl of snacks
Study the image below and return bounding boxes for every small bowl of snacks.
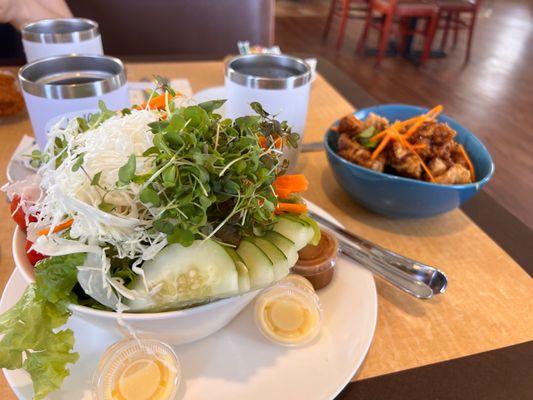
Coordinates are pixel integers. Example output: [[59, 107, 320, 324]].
[[324, 104, 494, 218], [0, 71, 24, 117]]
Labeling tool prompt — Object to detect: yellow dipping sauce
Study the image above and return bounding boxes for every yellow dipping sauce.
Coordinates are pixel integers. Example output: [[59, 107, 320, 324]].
[[255, 275, 322, 346], [93, 338, 181, 400]]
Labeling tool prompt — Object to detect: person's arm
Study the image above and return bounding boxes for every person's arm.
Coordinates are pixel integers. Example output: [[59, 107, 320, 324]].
[[0, 0, 72, 30], [40, 0, 72, 20]]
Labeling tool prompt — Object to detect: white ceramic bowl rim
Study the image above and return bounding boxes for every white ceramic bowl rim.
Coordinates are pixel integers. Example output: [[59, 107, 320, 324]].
[[12, 227, 260, 320]]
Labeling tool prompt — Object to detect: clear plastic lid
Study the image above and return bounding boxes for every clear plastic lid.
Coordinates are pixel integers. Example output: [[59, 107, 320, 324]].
[[282, 274, 315, 292], [254, 276, 323, 347], [92, 338, 181, 400]]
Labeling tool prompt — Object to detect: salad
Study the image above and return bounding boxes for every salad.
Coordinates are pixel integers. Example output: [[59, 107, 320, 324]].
[[0, 88, 320, 399]]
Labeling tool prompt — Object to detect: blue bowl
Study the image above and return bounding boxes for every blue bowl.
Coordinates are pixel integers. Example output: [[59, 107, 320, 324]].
[[324, 104, 495, 218]]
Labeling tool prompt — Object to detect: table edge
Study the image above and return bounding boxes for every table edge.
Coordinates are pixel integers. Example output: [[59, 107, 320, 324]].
[[339, 340, 533, 399]]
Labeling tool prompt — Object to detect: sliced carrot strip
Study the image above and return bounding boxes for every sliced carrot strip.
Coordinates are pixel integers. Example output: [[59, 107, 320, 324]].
[[403, 105, 443, 139], [402, 142, 436, 183], [149, 92, 173, 109], [137, 92, 175, 110], [391, 126, 408, 148], [371, 118, 424, 142], [259, 136, 283, 150], [411, 143, 427, 153], [370, 121, 404, 143], [275, 188, 293, 198], [427, 104, 443, 118], [370, 133, 392, 160], [37, 219, 74, 236], [402, 117, 429, 139], [369, 130, 389, 142], [400, 115, 424, 127], [275, 202, 308, 214], [273, 174, 309, 192], [458, 144, 476, 181]]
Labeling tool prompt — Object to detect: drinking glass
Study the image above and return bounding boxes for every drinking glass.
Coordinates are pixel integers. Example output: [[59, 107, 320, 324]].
[[225, 54, 312, 169], [21, 18, 103, 62], [19, 54, 129, 149]]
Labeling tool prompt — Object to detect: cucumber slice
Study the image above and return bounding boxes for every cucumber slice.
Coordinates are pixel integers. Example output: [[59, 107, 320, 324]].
[[298, 214, 321, 246], [283, 213, 310, 226], [264, 231, 299, 266], [252, 237, 290, 281], [284, 213, 321, 246], [273, 216, 314, 250], [236, 262, 251, 293], [128, 240, 239, 311], [225, 247, 251, 292], [236, 239, 274, 288]]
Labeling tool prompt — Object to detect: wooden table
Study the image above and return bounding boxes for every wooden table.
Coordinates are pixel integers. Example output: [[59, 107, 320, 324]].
[[1, 59, 532, 399]]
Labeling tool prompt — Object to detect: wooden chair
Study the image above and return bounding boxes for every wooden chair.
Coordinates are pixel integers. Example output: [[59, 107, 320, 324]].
[[436, 0, 482, 62], [357, 0, 439, 66], [323, 0, 370, 50]]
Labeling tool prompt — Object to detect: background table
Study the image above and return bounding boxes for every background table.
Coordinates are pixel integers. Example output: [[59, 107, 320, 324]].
[[1, 59, 532, 399]]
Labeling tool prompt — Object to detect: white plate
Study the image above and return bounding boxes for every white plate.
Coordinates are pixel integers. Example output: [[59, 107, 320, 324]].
[[6, 136, 38, 183], [1, 203, 377, 400]]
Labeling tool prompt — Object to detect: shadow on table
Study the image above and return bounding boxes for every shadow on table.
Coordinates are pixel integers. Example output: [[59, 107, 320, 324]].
[[317, 165, 471, 238], [376, 279, 443, 318]]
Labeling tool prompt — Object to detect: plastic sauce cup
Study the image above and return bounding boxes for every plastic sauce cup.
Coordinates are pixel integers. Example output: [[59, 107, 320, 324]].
[[254, 275, 322, 346], [92, 338, 181, 400]]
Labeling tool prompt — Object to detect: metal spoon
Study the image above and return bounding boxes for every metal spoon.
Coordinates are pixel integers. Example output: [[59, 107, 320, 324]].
[[301, 141, 324, 153], [308, 210, 448, 299]]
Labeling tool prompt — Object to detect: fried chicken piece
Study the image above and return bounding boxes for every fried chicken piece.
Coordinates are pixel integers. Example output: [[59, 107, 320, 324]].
[[415, 121, 456, 144], [428, 157, 448, 177], [434, 164, 471, 184], [388, 141, 422, 179], [432, 141, 454, 161], [391, 155, 422, 179], [337, 133, 385, 172], [410, 121, 457, 161], [363, 113, 389, 133], [450, 143, 469, 169], [337, 114, 364, 135]]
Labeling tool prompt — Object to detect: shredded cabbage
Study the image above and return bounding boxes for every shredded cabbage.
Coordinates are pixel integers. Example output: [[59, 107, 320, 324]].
[[29, 110, 170, 307]]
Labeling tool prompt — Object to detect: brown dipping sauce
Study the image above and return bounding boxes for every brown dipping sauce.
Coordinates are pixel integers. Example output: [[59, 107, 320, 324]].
[[293, 229, 339, 290]]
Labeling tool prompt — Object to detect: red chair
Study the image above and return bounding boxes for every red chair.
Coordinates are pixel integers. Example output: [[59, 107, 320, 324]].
[[357, 0, 439, 66], [323, 0, 370, 50], [436, 0, 482, 62]]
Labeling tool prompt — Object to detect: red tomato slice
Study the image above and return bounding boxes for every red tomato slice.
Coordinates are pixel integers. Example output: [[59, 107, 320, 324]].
[[25, 240, 47, 266], [10, 195, 37, 232]]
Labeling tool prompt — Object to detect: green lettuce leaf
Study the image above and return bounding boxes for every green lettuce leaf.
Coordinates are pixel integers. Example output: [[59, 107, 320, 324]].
[[0, 253, 86, 400]]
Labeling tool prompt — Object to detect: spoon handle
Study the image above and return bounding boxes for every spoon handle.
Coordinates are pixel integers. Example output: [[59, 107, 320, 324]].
[[308, 211, 448, 299]]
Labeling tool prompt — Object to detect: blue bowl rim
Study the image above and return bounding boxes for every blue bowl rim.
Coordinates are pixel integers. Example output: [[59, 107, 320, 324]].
[[323, 104, 495, 190]]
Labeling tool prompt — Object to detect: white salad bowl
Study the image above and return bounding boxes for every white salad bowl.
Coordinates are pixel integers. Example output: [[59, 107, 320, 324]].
[[12, 227, 260, 344]]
